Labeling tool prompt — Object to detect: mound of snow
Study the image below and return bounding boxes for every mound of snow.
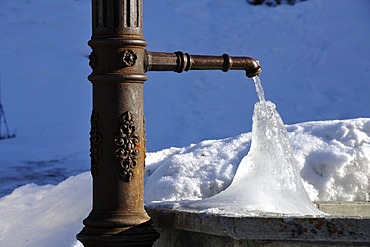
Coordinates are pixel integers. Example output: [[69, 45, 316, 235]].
[[145, 118, 370, 204]]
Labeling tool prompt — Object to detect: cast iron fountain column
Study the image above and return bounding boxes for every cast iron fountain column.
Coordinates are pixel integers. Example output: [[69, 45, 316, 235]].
[[77, 0, 261, 246], [77, 0, 159, 246]]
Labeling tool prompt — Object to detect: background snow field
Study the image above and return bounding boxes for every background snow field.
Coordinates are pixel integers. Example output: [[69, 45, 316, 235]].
[[0, 0, 369, 246]]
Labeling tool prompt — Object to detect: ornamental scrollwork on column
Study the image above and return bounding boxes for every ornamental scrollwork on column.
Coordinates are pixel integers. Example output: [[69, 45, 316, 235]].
[[88, 52, 97, 69], [115, 111, 140, 182], [90, 111, 102, 177]]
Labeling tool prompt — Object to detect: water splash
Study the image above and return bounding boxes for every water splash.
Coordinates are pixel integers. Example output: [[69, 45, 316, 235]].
[[187, 76, 324, 216]]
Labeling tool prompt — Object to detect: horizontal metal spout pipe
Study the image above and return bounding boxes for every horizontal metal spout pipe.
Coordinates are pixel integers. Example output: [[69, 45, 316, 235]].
[[145, 51, 262, 78]]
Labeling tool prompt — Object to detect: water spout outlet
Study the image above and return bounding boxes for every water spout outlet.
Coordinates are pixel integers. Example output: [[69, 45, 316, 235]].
[[145, 51, 262, 78]]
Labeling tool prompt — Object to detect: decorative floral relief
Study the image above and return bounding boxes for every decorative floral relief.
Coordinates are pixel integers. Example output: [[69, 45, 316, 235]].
[[121, 50, 137, 67], [115, 111, 140, 181], [90, 111, 102, 177]]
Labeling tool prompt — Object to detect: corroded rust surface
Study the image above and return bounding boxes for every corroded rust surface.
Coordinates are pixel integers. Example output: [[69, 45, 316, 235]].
[[77, 0, 158, 245], [78, 1, 262, 246]]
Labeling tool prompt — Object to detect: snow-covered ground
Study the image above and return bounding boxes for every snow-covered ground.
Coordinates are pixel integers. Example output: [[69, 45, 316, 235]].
[[1, 117, 370, 246], [0, 0, 369, 246]]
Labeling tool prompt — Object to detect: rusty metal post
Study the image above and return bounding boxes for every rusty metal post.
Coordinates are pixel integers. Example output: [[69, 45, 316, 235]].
[[77, 0, 159, 246], [77, 1, 262, 246], [145, 51, 261, 77]]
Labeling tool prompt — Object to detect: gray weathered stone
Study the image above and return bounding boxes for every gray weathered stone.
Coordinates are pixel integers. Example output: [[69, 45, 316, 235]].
[[146, 203, 370, 247]]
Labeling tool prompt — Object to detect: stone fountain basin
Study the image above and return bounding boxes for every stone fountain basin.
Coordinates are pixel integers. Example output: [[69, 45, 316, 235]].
[[315, 201, 370, 217], [146, 201, 370, 247]]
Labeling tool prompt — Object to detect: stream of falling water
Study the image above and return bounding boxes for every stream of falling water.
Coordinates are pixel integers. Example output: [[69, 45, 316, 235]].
[[252, 75, 265, 102], [188, 75, 324, 216]]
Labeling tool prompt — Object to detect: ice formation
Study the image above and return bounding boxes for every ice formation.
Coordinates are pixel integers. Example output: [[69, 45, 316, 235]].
[[186, 78, 324, 216]]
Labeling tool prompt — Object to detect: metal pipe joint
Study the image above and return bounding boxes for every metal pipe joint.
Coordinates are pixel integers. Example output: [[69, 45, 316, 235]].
[[145, 51, 261, 78]]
